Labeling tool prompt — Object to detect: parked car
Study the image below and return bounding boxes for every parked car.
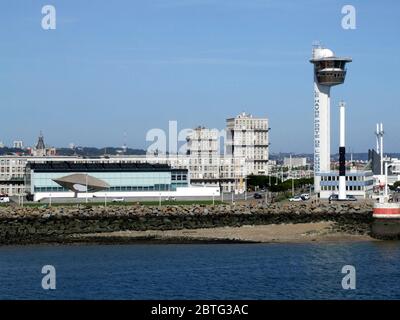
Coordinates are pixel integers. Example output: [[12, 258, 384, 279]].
[[329, 194, 339, 201], [165, 196, 176, 201], [346, 195, 357, 201], [112, 198, 125, 203], [289, 196, 303, 202], [254, 193, 263, 199], [329, 194, 357, 201], [0, 196, 10, 203], [300, 193, 310, 201]]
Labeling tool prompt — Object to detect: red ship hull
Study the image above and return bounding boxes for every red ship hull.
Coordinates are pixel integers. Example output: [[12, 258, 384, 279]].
[[373, 203, 400, 219]]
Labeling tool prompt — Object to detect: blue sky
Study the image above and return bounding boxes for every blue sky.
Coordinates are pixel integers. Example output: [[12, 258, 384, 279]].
[[0, 0, 399, 153]]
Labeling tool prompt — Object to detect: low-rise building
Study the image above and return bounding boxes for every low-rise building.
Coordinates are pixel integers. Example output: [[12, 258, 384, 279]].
[[283, 157, 307, 168], [319, 170, 374, 199], [26, 161, 219, 202], [0, 155, 81, 196]]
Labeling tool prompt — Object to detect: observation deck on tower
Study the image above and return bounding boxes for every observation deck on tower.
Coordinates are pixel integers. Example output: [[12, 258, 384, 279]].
[[310, 46, 352, 86]]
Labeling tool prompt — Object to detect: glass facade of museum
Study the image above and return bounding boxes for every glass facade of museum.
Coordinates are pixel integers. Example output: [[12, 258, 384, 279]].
[[26, 162, 188, 194]]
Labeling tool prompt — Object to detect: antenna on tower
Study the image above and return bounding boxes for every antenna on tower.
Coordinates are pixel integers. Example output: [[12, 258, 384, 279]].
[[312, 40, 323, 57], [312, 40, 322, 48]]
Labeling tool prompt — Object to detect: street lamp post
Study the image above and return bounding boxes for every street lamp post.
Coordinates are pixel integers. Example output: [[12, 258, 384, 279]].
[[85, 173, 88, 204], [292, 176, 295, 196]]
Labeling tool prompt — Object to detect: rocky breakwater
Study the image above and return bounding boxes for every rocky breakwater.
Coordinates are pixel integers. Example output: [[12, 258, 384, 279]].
[[0, 202, 373, 244]]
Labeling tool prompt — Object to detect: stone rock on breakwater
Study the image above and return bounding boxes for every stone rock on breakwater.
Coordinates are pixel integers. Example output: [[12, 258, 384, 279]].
[[0, 202, 373, 244]]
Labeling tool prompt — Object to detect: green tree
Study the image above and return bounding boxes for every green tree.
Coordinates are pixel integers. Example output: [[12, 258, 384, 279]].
[[247, 175, 313, 192]]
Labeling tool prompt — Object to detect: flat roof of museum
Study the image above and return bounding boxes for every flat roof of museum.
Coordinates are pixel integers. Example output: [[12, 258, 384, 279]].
[[28, 161, 187, 173]]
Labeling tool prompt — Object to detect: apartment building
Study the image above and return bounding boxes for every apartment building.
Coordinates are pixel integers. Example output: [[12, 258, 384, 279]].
[[186, 126, 220, 181], [0, 156, 26, 195], [225, 112, 270, 175]]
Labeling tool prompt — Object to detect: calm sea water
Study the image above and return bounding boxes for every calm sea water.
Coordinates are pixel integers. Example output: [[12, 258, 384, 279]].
[[0, 242, 399, 300]]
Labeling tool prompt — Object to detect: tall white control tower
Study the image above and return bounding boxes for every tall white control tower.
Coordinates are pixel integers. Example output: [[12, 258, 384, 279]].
[[310, 45, 352, 194]]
